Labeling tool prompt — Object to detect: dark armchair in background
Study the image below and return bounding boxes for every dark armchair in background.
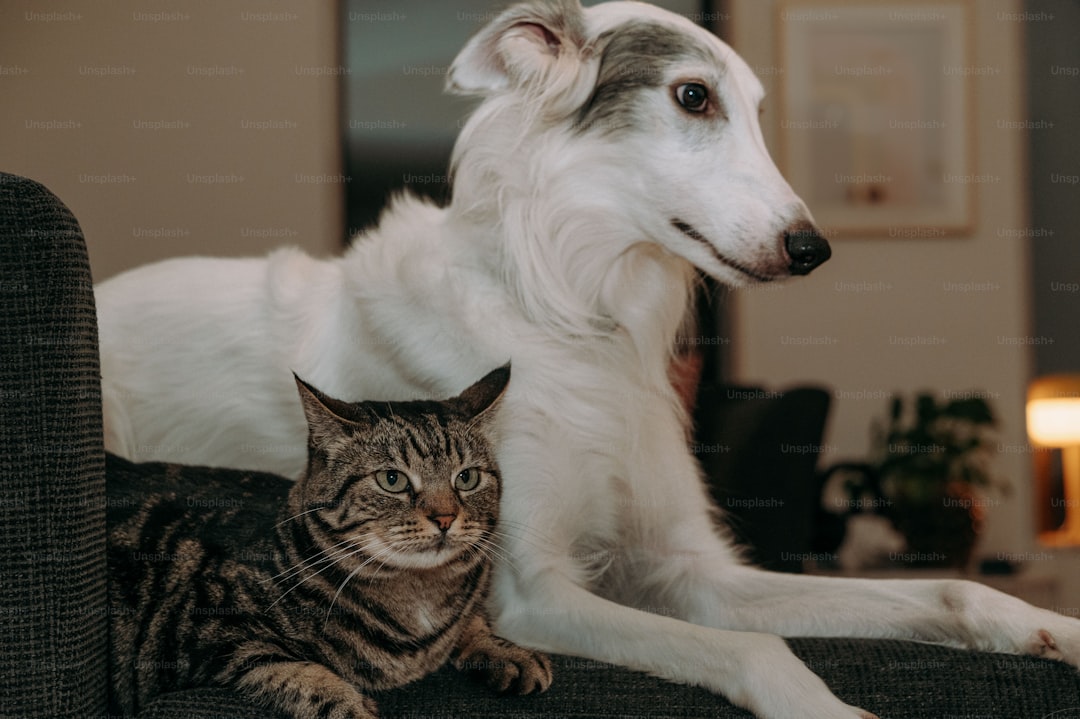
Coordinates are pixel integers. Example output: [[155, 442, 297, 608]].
[[694, 382, 831, 572], [4, 172, 1080, 718]]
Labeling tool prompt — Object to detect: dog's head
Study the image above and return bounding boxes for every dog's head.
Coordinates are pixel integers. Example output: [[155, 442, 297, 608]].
[[447, 0, 829, 287]]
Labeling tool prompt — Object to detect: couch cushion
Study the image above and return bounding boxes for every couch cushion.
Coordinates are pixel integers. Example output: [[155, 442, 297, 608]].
[[111, 457, 1080, 718], [136, 640, 1080, 719]]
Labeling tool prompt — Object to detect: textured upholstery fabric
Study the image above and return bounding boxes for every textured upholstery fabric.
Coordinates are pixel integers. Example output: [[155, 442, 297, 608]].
[[135, 638, 1080, 719], [3, 171, 1080, 718], [0, 173, 107, 718]]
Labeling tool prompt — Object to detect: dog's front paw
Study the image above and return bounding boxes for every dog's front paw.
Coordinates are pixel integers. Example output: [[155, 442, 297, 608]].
[[1023, 621, 1080, 668], [453, 634, 553, 695], [738, 635, 880, 719], [945, 580, 1080, 668]]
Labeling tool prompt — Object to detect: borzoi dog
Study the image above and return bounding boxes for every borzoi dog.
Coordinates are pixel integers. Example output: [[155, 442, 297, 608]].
[[96, 1, 1080, 717]]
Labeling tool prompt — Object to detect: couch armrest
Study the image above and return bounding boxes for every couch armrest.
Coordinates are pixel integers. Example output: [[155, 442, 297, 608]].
[[0, 173, 107, 717]]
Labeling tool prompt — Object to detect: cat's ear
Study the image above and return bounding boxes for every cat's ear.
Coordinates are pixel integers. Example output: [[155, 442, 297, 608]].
[[293, 374, 367, 449], [454, 364, 511, 423], [446, 0, 587, 97]]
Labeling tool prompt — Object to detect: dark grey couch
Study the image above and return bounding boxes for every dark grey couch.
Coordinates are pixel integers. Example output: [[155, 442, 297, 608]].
[[4, 171, 1080, 718]]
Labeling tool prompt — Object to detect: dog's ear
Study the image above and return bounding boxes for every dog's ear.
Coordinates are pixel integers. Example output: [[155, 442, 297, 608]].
[[447, 0, 587, 96]]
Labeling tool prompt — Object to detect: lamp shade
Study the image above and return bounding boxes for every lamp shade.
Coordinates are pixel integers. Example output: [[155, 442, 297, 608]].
[[1027, 374, 1080, 446]]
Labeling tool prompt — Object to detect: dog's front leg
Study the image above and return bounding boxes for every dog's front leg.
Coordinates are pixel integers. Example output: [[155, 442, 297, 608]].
[[490, 561, 876, 719], [674, 564, 1080, 669], [487, 427, 877, 719], [608, 401, 1080, 671]]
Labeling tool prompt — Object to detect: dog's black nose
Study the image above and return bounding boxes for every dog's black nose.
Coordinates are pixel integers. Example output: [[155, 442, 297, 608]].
[[784, 222, 831, 275]]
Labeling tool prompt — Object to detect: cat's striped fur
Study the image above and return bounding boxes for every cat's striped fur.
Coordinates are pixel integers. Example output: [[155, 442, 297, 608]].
[[107, 366, 551, 718]]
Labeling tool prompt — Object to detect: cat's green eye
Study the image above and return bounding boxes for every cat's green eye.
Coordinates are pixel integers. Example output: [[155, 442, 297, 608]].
[[454, 468, 482, 492], [375, 469, 410, 494]]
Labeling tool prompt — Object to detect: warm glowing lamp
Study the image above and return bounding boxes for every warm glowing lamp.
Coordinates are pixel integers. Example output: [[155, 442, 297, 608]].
[[1027, 375, 1080, 546]]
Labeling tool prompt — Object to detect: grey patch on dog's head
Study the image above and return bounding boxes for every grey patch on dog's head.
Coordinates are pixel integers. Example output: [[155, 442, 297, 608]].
[[575, 21, 719, 134]]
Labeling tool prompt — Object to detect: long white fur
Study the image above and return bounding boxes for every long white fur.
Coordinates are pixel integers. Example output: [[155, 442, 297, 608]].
[[97, 2, 1080, 718]]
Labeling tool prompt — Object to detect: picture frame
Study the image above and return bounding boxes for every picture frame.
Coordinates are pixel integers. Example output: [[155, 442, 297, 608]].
[[774, 0, 974, 237]]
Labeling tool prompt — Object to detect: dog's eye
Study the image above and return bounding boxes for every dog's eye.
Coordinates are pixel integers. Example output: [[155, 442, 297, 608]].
[[675, 83, 709, 113]]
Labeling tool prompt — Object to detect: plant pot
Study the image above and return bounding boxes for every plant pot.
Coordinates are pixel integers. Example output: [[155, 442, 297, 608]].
[[886, 482, 985, 569]]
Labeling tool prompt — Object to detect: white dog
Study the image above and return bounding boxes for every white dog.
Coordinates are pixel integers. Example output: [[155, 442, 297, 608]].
[[97, 2, 1080, 717]]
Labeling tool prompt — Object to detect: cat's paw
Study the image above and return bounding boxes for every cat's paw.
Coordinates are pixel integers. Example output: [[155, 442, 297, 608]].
[[328, 694, 380, 719], [235, 656, 381, 719], [308, 696, 379, 719], [453, 635, 553, 695]]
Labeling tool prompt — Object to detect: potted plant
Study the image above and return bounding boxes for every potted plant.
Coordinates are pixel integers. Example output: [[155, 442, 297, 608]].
[[866, 392, 1007, 568]]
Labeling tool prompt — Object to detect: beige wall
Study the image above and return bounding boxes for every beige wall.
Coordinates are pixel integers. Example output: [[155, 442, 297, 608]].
[[729, 0, 1041, 559], [0, 1, 343, 282]]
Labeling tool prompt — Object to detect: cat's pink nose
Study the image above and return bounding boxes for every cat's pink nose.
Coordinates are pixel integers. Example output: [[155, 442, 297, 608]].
[[429, 513, 457, 532]]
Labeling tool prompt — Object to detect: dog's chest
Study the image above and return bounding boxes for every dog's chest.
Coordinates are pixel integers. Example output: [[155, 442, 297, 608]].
[[563, 471, 641, 574]]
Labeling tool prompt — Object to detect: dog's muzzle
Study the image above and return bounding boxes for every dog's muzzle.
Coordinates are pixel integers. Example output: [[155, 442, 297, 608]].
[[784, 222, 831, 276]]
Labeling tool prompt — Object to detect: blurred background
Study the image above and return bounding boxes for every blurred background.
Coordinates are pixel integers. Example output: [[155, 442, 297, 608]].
[[2, 0, 1078, 605]]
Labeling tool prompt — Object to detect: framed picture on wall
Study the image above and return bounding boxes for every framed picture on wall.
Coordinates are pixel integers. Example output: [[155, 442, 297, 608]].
[[774, 0, 974, 237]]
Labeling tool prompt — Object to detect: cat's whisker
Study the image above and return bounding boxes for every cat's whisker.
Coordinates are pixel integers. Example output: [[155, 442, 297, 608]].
[[353, 542, 404, 575], [322, 562, 368, 629], [471, 535, 517, 571], [470, 547, 517, 576], [267, 548, 356, 588], [494, 519, 558, 543], [267, 535, 386, 610], [490, 522, 557, 553], [368, 545, 405, 579], [272, 505, 324, 528], [322, 542, 405, 628], [265, 533, 376, 584], [475, 534, 513, 559], [273, 534, 375, 574], [266, 519, 381, 582]]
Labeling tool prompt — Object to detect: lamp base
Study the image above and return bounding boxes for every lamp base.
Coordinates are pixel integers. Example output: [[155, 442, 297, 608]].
[[1038, 446, 1080, 547]]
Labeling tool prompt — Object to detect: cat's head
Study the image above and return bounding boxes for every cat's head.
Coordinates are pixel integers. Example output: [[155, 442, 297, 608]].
[[291, 366, 509, 571]]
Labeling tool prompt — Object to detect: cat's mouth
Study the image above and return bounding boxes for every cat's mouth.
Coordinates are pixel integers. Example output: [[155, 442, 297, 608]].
[[427, 532, 471, 559], [367, 535, 470, 570], [347, 527, 483, 571]]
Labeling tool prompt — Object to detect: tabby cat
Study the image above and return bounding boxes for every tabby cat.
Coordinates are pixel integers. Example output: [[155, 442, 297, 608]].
[[107, 365, 551, 718]]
